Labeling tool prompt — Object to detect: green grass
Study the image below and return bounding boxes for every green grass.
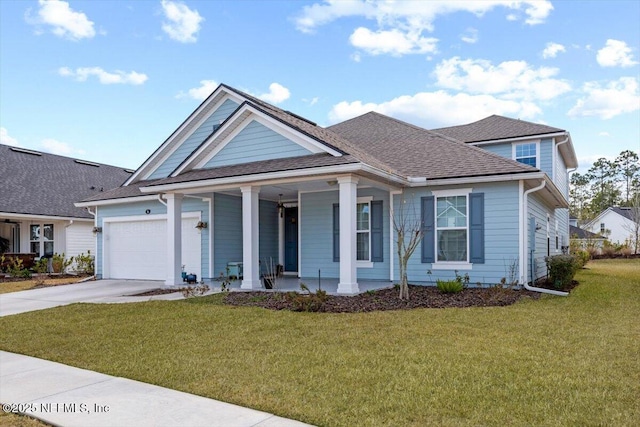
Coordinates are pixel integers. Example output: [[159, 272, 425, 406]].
[[1, 259, 639, 426]]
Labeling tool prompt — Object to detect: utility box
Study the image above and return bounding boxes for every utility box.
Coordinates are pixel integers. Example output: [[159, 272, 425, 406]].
[[227, 262, 243, 280]]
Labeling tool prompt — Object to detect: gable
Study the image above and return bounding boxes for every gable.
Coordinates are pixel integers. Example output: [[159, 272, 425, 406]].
[[202, 120, 313, 168], [147, 98, 240, 179]]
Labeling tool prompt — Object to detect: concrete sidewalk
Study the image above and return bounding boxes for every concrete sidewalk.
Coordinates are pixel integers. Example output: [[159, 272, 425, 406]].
[[0, 351, 312, 427]]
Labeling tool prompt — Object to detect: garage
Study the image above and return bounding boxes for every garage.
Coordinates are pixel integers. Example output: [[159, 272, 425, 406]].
[[104, 216, 201, 280]]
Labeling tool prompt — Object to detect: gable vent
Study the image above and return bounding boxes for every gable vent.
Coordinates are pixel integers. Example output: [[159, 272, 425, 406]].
[[74, 159, 100, 167], [10, 147, 42, 156]]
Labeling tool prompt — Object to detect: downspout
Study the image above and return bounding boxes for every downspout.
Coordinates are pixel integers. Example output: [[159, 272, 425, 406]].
[[85, 207, 97, 279], [157, 195, 167, 206], [522, 179, 569, 296]]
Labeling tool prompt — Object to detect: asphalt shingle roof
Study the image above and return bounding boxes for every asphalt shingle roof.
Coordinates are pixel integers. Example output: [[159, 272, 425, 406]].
[[432, 115, 564, 143], [570, 225, 603, 239], [611, 207, 634, 220], [0, 144, 132, 218], [327, 112, 538, 179]]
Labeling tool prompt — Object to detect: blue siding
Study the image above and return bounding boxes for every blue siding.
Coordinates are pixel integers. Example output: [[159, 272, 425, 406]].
[[300, 188, 390, 280], [402, 182, 521, 286], [204, 120, 312, 168], [527, 193, 561, 282], [554, 144, 569, 198], [540, 138, 553, 176], [96, 197, 210, 279], [149, 98, 240, 179], [482, 144, 511, 159], [213, 193, 242, 277], [259, 200, 279, 275]]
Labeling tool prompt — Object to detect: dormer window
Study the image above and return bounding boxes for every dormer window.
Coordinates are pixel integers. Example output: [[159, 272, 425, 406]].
[[513, 142, 538, 167]]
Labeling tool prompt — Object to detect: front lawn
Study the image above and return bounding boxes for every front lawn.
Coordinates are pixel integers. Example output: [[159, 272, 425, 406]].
[[0, 275, 89, 294], [1, 259, 638, 426]]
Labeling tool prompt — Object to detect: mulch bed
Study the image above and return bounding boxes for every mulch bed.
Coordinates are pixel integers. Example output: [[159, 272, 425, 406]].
[[224, 285, 543, 313]]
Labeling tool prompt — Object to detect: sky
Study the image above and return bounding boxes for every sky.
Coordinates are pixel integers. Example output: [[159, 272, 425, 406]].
[[1, 0, 639, 173]]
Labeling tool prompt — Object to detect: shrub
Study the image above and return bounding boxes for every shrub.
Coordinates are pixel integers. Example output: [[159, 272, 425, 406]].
[[601, 242, 617, 257], [73, 251, 95, 275], [51, 253, 73, 273], [436, 279, 464, 293], [286, 283, 328, 312], [619, 245, 632, 256], [6, 257, 31, 278], [573, 250, 591, 269], [181, 284, 210, 298], [545, 254, 579, 290]]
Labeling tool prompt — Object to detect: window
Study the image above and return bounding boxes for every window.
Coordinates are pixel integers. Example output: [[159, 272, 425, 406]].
[[356, 202, 370, 261], [29, 224, 54, 256], [514, 142, 537, 167], [600, 223, 605, 234], [436, 195, 468, 262]]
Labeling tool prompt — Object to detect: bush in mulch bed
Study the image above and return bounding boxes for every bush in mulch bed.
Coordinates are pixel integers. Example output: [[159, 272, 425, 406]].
[[224, 285, 542, 313]]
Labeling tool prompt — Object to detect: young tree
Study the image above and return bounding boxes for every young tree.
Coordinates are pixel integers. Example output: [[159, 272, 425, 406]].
[[570, 172, 592, 223], [392, 192, 424, 300], [587, 158, 620, 213]]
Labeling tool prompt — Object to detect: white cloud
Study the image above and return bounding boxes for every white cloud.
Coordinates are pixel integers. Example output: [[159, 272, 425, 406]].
[[328, 90, 541, 127], [58, 67, 148, 85], [294, 1, 552, 57], [40, 138, 75, 156], [0, 128, 19, 146], [433, 57, 571, 101], [349, 27, 437, 56], [596, 39, 638, 68], [568, 77, 640, 119], [598, 132, 610, 137], [161, 0, 204, 43], [460, 28, 478, 44], [177, 79, 218, 100], [256, 83, 291, 104], [303, 97, 319, 106], [27, 0, 96, 41], [350, 52, 362, 62], [542, 42, 566, 59]]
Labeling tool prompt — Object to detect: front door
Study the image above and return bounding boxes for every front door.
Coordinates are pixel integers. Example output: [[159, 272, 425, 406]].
[[284, 207, 298, 272]]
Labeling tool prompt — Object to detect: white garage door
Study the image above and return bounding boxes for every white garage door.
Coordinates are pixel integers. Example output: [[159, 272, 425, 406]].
[[106, 217, 201, 280]]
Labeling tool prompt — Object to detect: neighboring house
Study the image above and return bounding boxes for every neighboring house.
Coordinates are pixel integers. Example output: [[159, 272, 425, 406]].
[[0, 144, 133, 266], [585, 207, 638, 249], [76, 83, 577, 292], [569, 225, 605, 252]]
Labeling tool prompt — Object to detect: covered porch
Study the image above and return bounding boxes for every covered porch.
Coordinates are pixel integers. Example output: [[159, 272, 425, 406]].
[[150, 171, 402, 295]]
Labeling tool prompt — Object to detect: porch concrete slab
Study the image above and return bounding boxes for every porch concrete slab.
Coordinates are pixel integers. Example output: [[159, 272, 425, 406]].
[[0, 280, 162, 317], [0, 351, 312, 427]]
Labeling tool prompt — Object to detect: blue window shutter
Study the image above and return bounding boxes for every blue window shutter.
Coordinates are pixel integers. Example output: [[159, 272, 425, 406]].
[[469, 193, 485, 264], [371, 200, 383, 262], [333, 203, 340, 262], [421, 196, 435, 263]]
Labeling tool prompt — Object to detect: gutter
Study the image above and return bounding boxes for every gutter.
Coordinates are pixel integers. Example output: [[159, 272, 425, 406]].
[[522, 179, 569, 296]]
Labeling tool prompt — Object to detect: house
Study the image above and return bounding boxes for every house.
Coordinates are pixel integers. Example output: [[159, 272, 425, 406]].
[[76, 83, 577, 293], [584, 207, 638, 250], [0, 144, 133, 267], [569, 225, 606, 252]]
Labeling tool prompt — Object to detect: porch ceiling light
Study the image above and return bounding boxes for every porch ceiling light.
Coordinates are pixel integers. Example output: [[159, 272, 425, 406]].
[[277, 194, 285, 218], [195, 221, 208, 230]]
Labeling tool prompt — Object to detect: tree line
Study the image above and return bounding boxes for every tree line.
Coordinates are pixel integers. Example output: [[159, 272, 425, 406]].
[[570, 149, 639, 223]]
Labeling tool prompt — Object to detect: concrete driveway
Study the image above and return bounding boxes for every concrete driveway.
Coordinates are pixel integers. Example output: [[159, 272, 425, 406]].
[[0, 280, 180, 317]]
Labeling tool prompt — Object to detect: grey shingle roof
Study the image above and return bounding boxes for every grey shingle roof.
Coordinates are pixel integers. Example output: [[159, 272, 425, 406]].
[[432, 115, 564, 143], [0, 144, 132, 218], [570, 225, 603, 239], [80, 179, 160, 202], [327, 112, 538, 179], [611, 207, 633, 220], [145, 154, 359, 187]]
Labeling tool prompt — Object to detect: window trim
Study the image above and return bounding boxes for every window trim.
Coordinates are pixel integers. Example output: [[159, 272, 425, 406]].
[[431, 188, 472, 270], [356, 196, 373, 268], [512, 141, 540, 168]]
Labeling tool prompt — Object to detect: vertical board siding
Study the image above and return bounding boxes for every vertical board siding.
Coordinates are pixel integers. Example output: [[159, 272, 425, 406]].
[[204, 120, 313, 168], [259, 200, 279, 275], [213, 193, 242, 277], [402, 182, 521, 286], [300, 188, 390, 280], [149, 99, 240, 179]]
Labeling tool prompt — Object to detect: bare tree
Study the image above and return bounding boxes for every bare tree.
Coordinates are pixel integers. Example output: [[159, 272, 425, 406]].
[[392, 192, 424, 300], [622, 195, 640, 254]]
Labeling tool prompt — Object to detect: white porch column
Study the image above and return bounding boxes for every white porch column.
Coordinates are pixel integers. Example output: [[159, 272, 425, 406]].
[[165, 193, 183, 286], [241, 186, 261, 289], [337, 175, 359, 294]]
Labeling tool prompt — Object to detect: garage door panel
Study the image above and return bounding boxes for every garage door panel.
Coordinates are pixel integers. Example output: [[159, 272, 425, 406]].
[[106, 217, 200, 281]]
